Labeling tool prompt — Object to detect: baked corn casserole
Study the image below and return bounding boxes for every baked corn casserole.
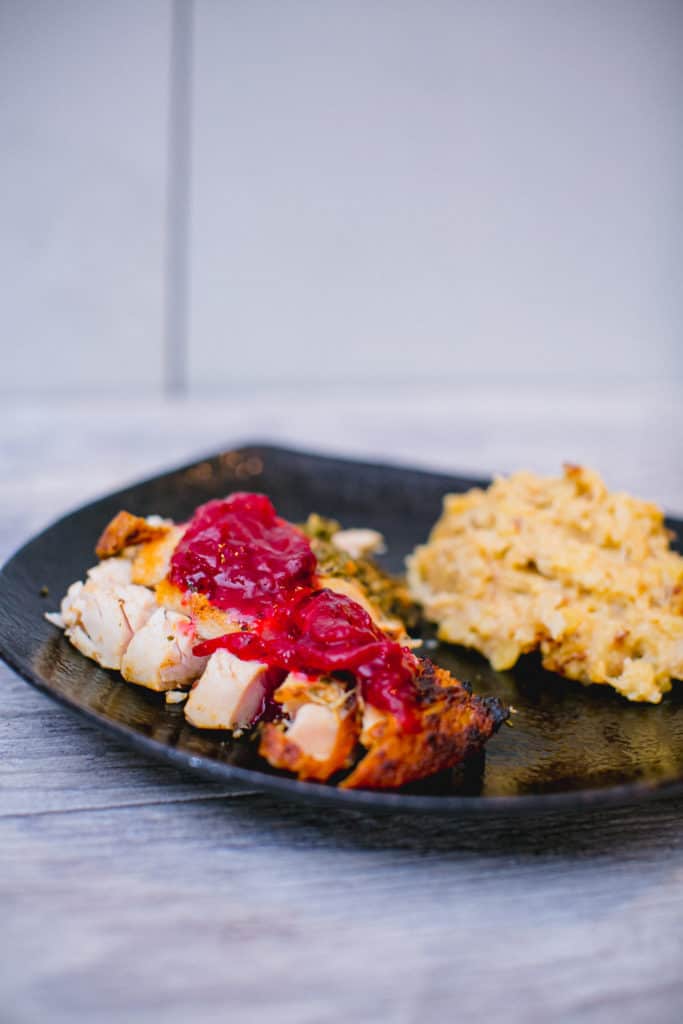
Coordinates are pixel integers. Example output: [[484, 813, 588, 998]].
[[407, 465, 683, 703]]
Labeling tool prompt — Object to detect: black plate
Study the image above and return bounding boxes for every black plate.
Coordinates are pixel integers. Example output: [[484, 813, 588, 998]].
[[2, 443, 683, 815]]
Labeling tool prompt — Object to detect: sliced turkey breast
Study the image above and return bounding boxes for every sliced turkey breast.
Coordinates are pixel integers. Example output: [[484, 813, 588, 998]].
[[57, 574, 157, 670], [120, 607, 207, 691], [259, 673, 359, 782], [184, 649, 273, 731]]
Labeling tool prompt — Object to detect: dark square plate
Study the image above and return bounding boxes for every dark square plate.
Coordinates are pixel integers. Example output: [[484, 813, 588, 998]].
[[2, 443, 683, 814]]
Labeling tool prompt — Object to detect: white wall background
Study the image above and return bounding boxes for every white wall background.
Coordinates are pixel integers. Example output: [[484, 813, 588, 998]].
[[2, 0, 682, 397], [1, 0, 170, 395]]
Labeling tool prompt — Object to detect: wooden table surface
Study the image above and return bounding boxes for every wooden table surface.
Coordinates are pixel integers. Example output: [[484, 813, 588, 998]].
[[3, 389, 683, 1024]]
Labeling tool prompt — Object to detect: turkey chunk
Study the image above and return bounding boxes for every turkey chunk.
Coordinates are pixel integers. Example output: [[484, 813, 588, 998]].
[[121, 608, 207, 691], [332, 528, 385, 559], [131, 526, 186, 587], [259, 674, 358, 782], [95, 511, 172, 559], [86, 558, 133, 586], [59, 576, 157, 670], [286, 704, 341, 761], [184, 649, 272, 730]]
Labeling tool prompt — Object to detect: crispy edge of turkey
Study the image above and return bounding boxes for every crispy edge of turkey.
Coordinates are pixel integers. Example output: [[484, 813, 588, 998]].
[[95, 511, 172, 559], [340, 661, 507, 790], [259, 676, 359, 782], [130, 526, 186, 586], [154, 578, 240, 639]]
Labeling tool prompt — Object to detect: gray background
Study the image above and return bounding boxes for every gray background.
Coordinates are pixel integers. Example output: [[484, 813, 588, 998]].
[[2, 0, 682, 397]]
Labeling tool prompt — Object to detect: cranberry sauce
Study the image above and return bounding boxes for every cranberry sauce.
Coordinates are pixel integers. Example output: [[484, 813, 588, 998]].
[[174, 493, 418, 727], [169, 492, 317, 618], [195, 589, 419, 729]]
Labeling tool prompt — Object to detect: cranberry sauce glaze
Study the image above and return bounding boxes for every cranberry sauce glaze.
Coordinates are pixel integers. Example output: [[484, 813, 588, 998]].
[[170, 493, 419, 727]]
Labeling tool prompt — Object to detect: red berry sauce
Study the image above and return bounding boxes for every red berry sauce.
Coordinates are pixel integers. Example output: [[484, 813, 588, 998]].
[[169, 492, 317, 619], [171, 493, 418, 728]]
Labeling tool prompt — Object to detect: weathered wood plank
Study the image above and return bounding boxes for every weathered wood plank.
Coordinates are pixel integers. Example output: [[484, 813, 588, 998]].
[[3, 792, 683, 1023]]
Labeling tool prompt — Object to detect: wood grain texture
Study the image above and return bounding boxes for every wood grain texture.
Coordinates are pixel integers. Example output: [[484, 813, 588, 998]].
[[2, 394, 683, 1023]]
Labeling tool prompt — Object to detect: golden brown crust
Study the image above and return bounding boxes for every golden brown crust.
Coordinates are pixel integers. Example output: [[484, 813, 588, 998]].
[[259, 694, 359, 782], [154, 578, 240, 640], [341, 663, 504, 790], [95, 511, 171, 559], [130, 526, 186, 587]]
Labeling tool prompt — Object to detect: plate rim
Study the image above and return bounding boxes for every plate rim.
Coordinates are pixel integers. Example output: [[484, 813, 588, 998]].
[[2, 440, 683, 816]]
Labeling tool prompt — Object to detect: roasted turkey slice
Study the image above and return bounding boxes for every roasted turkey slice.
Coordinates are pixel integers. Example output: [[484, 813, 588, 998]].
[[47, 503, 507, 791], [185, 649, 274, 731], [120, 607, 207, 691], [341, 661, 506, 790], [154, 579, 241, 640], [57, 566, 157, 670], [259, 673, 359, 782], [95, 511, 173, 558]]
